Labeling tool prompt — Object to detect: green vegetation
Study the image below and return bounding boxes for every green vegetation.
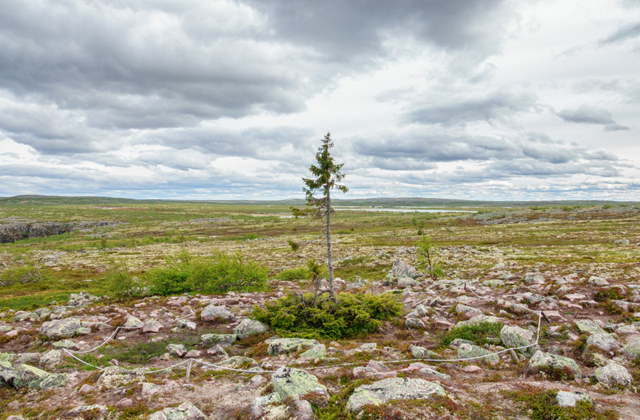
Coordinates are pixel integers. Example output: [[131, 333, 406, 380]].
[[416, 235, 444, 280], [148, 251, 268, 296], [253, 292, 403, 339], [441, 322, 504, 347], [278, 267, 309, 281], [506, 389, 618, 420]]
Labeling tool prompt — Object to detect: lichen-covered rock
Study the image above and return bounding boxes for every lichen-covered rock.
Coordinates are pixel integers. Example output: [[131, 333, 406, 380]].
[[216, 356, 255, 369], [200, 304, 235, 322], [233, 319, 269, 339], [575, 319, 607, 335], [346, 377, 446, 412], [457, 343, 499, 365], [98, 366, 145, 389], [528, 351, 582, 380], [39, 350, 61, 368], [1, 364, 68, 390], [410, 346, 441, 360], [455, 304, 482, 319], [142, 319, 163, 333], [166, 344, 187, 357], [267, 338, 319, 356], [500, 325, 538, 358], [67, 405, 110, 420], [68, 291, 100, 307], [588, 276, 609, 286], [556, 391, 591, 408], [300, 344, 326, 359], [622, 336, 640, 360], [398, 277, 420, 288], [391, 259, 418, 279], [270, 367, 329, 401], [176, 319, 197, 330], [405, 318, 426, 329], [39, 317, 86, 339], [595, 363, 633, 388], [52, 339, 79, 350], [149, 401, 206, 420], [201, 333, 237, 347], [123, 315, 144, 328], [586, 333, 620, 353]]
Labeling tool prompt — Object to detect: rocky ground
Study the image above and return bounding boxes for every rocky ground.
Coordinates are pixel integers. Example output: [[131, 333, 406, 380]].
[[1, 205, 639, 419]]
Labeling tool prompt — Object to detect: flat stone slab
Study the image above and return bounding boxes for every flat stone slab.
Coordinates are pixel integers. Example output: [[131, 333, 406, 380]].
[[270, 367, 328, 401], [149, 401, 206, 420], [556, 391, 591, 408], [347, 377, 446, 412], [575, 319, 607, 335], [201, 333, 237, 347], [267, 338, 319, 356]]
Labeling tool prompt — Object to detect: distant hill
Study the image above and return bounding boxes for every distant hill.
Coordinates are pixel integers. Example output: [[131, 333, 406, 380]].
[[0, 195, 636, 208]]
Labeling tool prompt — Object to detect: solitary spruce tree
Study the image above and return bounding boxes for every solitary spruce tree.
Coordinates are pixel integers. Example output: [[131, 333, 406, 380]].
[[294, 132, 348, 302]]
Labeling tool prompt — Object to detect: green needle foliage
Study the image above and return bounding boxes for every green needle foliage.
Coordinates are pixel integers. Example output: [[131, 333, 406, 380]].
[[253, 292, 403, 340], [291, 132, 348, 302]]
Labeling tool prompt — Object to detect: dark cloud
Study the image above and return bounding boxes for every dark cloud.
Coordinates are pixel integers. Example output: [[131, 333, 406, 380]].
[[600, 22, 640, 45], [556, 105, 629, 131], [404, 91, 538, 126]]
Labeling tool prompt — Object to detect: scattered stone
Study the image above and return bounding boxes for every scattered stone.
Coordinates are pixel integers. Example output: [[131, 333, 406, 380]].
[[142, 319, 163, 333], [176, 319, 197, 330], [68, 405, 110, 420], [141, 382, 160, 397], [39, 350, 61, 368], [268, 338, 319, 356], [166, 344, 187, 357], [39, 318, 87, 339], [622, 336, 640, 360], [458, 343, 499, 365], [300, 344, 326, 359], [185, 350, 201, 358], [200, 304, 235, 322], [614, 239, 630, 245], [206, 345, 228, 357], [270, 367, 329, 401], [398, 277, 420, 288], [411, 346, 441, 360], [115, 398, 135, 408], [453, 314, 503, 330], [217, 356, 255, 369], [123, 315, 144, 328], [346, 377, 446, 412], [556, 391, 591, 408], [594, 363, 633, 388], [455, 303, 483, 319], [405, 318, 426, 329], [52, 339, 79, 350], [78, 384, 95, 394], [575, 319, 607, 335], [201, 333, 237, 347], [528, 351, 582, 380], [500, 325, 538, 358], [586, 333, 620, 353], [98, 366, 145, 389], [67, 291, 100, 307], [233, 319, 270, 339], [391, 259, 419, 279], [461, 365, 482, 373], [588, 276, 609, 287], [149, 401, 206, 420]]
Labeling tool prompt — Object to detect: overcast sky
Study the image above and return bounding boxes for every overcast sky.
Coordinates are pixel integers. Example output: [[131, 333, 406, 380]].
[[1, 0, 639, 201]]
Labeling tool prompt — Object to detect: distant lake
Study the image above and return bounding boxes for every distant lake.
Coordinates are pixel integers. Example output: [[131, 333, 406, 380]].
[[334, 207, 476, 213]]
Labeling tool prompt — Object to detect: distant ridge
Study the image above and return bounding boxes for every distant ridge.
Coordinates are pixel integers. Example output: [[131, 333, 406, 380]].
[[0, 195, 637, 207]]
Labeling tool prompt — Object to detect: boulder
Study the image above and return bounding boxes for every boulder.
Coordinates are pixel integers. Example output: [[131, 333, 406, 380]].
[[455, 304, 482, 319], [200, 304, 235, 322], [405, 318, 426, 329], [98, 366, 145, 389], [39, 318, 87, 339], [453, 314, 503, 330], [267, 338, 319, 356], [233, 319, 269, 339], [201, 333, 237, 347], [457, 343, 499, 365], [391, 259, 418, 279], [176, 319, 197, 330], [594, 363, 633, 388], [575, 319, 607, 335], [166, 344, 187, 357], [142, 320, 163, 333], [410, 346, 442, 360], [217, 356, 255, 369], [346, 377, 446, 412], [588, 276, 609, 287], [586, 333, 620, 353], [0, 363, 68, 390], [500, 325, 538, 358], [622, 336, 640, 360], [67, 405, 110, 420], [68, 291, 100, 307], [556, 391, 591, 408], [149, 401, 206, 420], [270, 367, 329, 401], [39, 350, 62, 368], [528, 351, 582, 380], [300, 344, 326, 359], [123, 315, 144, 329], [398, 277, 420, 288]]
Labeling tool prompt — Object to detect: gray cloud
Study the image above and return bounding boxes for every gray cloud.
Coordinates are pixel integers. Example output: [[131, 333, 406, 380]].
[[556, 105, 629, 131], [404, 91, 538, 126], [600, 22, 640, 45]]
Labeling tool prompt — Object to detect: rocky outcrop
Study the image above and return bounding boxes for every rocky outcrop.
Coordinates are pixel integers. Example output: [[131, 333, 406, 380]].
[[149, 401, 207, 420], [528, 351, 582, 380], [0, 220, 118, 244], [39, 318, 89, 339]]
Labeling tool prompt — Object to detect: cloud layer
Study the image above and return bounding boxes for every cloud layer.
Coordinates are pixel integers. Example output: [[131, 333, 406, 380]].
[[0, 0, 639, 200]]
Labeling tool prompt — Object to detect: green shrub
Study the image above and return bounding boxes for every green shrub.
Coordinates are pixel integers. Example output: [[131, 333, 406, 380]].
[[0, 264, 52, 287], [279, 267, 309, 281], [416, 235, 443, 280], [506, 389, 618, 420], [288, 239, 300, 251], [148, 251, 268, 296], [441, 322, 504, 347], [105, 264, 147, 301], [253, 292, 403, 340]]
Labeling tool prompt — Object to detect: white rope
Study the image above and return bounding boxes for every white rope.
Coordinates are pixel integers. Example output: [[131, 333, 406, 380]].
[[70, 326, 142, 354]]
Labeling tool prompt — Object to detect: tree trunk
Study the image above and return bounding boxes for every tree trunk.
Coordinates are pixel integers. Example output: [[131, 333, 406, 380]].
[[326, 186, 336, 301]]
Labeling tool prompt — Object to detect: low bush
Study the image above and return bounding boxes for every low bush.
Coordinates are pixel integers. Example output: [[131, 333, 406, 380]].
[[253, 292, 403, 340], [441, 322, 504, 347], [279, 267, 309, 281], [0, 264, 52, 287], [505, 388, 618, 420], [148, 251, 268, 296], [105, 264, 147, 301]]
